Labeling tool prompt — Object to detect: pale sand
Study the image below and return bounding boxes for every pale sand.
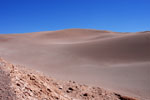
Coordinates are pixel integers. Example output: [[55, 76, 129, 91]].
[[0, 29, 150, 99]]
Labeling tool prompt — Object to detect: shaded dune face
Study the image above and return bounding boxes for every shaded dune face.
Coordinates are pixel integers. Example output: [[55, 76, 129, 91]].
[[0, 29, 150, 100], [66, 33, 150, 63]]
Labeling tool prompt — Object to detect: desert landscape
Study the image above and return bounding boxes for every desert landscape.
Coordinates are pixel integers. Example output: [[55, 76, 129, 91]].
[[0, 57, 137, 100], [0, 29, 150, 100]]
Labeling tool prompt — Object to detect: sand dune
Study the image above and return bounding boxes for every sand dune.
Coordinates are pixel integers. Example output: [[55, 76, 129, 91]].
[[0, 29, 150, 100]]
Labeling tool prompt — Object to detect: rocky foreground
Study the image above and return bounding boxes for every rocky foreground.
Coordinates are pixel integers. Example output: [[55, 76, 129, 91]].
[[0, 58, 137, 100]]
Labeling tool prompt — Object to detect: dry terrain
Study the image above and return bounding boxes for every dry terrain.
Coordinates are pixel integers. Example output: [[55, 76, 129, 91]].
[[0, 58, 136, 100], [0, 29, 150, 100]]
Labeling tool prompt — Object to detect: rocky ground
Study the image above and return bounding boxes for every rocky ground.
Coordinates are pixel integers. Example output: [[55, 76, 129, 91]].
[[0, 58, 137, 100]]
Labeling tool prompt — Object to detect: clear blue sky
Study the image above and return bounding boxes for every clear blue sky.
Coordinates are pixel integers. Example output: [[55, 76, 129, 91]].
[[0, 0, 150, 34]]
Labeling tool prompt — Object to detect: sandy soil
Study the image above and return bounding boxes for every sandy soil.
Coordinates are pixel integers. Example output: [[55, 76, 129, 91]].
[[0, 58, 137, 100], [0, 29, 149, 100]]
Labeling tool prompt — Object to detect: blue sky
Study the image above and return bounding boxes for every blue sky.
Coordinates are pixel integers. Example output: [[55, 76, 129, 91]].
[[0, 0, 150, 34]]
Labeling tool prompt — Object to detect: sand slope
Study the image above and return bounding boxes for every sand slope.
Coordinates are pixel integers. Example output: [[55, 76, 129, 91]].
[[0, 58, 137, 100], [0, 29, 150, 100]]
